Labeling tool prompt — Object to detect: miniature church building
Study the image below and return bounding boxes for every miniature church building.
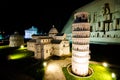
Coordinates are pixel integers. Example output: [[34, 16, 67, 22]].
[[72, 12, 90, 76], [24, 26, 38, 39], [9, 32, 24, 47], [27, 25, 70, 59]]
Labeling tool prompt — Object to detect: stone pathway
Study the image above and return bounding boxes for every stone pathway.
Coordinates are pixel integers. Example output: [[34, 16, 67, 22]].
[[44, 58, 71, 80], [44, 57, 120, 80]]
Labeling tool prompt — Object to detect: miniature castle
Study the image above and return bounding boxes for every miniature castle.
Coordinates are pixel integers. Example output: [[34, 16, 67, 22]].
[[27, 25, 70, 59]]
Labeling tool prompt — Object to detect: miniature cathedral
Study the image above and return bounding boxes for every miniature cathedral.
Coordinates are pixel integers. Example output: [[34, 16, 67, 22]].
[[27, 25, 70, 59]]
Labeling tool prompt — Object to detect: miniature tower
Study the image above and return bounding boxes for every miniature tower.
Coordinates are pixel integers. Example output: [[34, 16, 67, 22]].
[[72, 12, 90, 76]]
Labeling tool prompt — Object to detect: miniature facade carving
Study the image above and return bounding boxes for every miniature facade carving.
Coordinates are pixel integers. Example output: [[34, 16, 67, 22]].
[[62, 0, 120, 43]]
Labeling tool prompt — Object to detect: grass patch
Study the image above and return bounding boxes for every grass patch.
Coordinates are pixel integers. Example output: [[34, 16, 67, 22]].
[[0, 45, 9, 49], [0, 45, 44, 80], [8, 47, 34, 60], [24, 61, 45, 80], [62, 63, 116, 80], [0, 45, 34, 60]]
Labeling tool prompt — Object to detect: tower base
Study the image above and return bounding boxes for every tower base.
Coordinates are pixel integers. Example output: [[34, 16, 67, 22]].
[[67, 63, 93, 77]]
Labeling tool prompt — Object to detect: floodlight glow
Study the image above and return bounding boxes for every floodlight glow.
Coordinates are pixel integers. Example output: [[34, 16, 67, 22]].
[[102, 62, 108, 67], [47, 64, 58, 72], [8, 54, 27, 60], [43, 62, 47, 67], [20, 45, 24, 49], [18, 45, 26, 50], [112, 73, 116, 78], [47, 64, 55, 72]]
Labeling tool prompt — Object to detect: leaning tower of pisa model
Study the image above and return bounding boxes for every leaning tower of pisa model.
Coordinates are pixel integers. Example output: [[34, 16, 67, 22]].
[[72, 12, 90, 76]]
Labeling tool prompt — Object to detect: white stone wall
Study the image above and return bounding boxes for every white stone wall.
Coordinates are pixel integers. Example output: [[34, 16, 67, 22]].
[[34, 44, 41, 59], [27, 42, 36, 51], [43, 44, 52, 59], [55, 34, 66, 40], [72, 12, 90, 76], [63, 0, 120, 43], [9, 35, 24, 47], [59, 40, 70, 56], [52, 44, 60, 56]]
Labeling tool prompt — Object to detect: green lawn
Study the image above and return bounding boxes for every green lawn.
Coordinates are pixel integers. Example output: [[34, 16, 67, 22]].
[[0, 45, 34, 60], [0, 45, 44, 80], [62, 63, 116, 80], [0, 45, 9, 49]]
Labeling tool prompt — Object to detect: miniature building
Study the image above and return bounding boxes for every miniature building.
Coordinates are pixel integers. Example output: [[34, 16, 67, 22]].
[[72, 12, 90, 76], [49, 25, 58, 38], [24, 26, 38, 39], [62, 0, 120, 44], [27, 25, 70, 59], [9, 32, 24, 47]]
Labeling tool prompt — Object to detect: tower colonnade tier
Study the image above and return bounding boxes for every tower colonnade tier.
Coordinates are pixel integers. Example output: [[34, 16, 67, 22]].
[[72, 12, 90, 76]]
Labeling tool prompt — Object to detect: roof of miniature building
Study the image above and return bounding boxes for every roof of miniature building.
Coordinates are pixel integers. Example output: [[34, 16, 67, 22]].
[[55, 33, 64, 36], [32, 34, 40, 36], [38, 36, 53, 39], [49, 25, 58, 34], [32, 33, 48, 36], [28, 39, 36, 42], [10, 32, 23, 38], [51, 40, 62, 44]]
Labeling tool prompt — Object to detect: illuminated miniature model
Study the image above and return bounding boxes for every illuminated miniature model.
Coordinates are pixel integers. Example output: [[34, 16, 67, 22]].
[[72, 12, 90, 76], [9, 32, 24, 47], [24, 26, 38, 39], [27, 25, 70, 59], [62, 0, 120, 44], [49, 25, 58, 38]]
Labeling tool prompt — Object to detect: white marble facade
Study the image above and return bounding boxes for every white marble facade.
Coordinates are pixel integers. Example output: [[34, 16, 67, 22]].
[[9, 32, 24, 47], [27, 26, 70, 59], [24, 26, 38, 39], [72, 12, 90, 76], [62, 0, 120, 44]]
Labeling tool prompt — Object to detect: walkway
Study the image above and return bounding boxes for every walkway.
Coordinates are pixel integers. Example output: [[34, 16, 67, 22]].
[[44, 58, 71, 80]]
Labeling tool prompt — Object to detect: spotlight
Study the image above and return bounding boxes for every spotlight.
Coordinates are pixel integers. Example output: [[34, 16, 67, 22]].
[[102, 62, 108, 67]]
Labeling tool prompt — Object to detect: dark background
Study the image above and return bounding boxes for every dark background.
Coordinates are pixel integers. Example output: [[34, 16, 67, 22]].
[[0, 0, 94, 35]]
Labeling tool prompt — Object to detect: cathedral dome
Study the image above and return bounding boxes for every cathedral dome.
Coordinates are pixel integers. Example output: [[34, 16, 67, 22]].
[[49, 25, 58, 34]]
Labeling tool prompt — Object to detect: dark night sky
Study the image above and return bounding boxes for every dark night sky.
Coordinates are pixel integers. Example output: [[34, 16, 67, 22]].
[[0, 0, 94, 35]]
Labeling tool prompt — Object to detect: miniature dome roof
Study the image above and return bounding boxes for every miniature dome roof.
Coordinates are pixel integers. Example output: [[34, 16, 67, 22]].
[[49, 25, 58, 34], [10, 32, 23, 39]]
